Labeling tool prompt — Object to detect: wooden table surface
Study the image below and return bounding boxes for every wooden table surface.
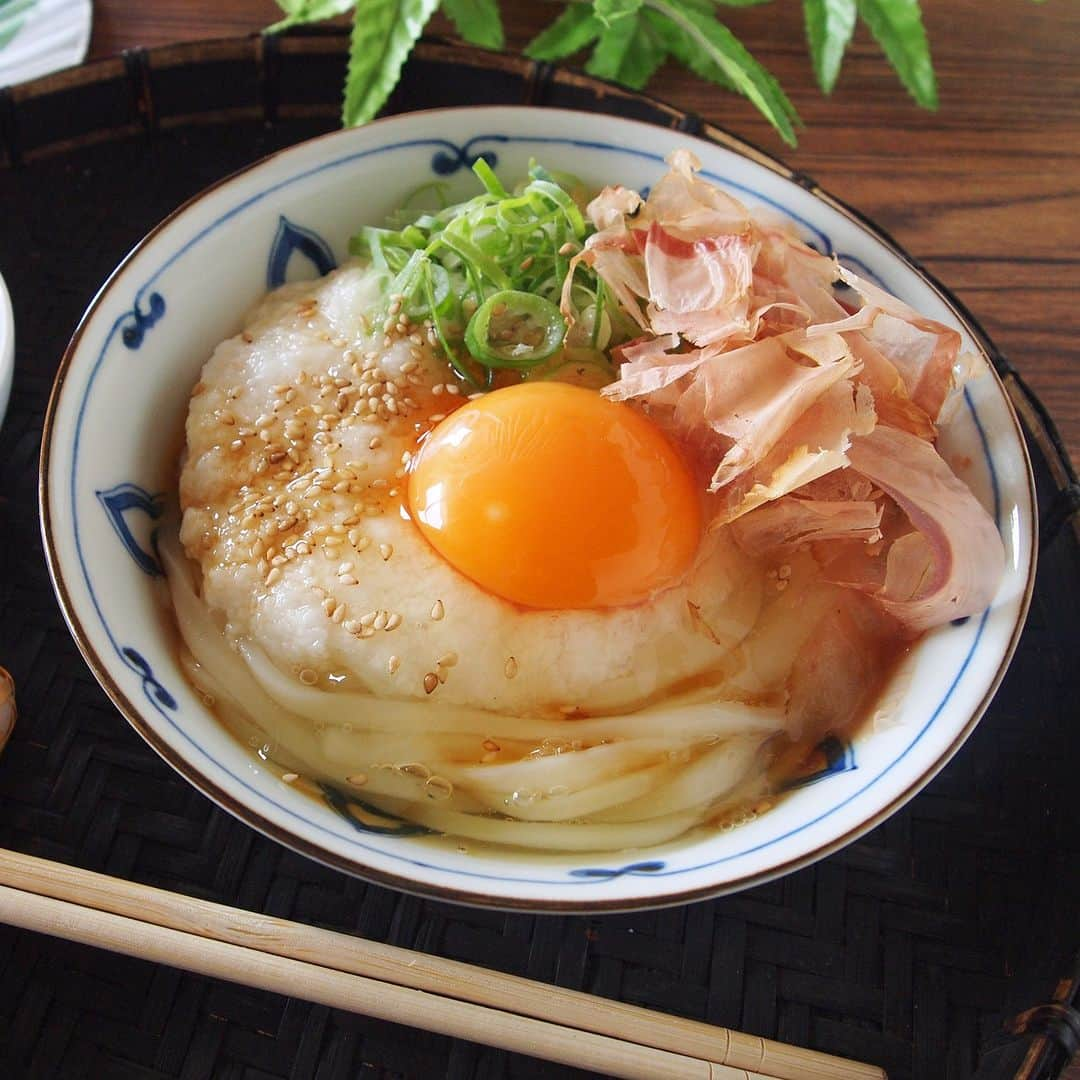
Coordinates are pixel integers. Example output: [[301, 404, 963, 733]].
[[85, 0, 1080, 467]]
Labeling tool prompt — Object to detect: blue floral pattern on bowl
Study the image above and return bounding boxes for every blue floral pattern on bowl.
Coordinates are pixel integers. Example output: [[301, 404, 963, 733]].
[[96, 482, 164, 577], [267, 216, 337, 289]]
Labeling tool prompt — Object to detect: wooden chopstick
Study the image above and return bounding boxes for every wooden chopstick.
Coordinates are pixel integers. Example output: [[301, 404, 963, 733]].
[[0, 849, 885, 1080], [0, 884, 728, 1080]]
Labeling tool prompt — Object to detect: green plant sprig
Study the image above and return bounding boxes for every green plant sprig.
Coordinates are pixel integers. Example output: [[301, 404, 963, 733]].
[[269, 0, 947, 146]]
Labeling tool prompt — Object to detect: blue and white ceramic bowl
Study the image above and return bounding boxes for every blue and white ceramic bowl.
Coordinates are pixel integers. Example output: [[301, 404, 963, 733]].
[[0, 268, 12, 426], [41, 107, 1036, 910], [0, 0, 91, 88]]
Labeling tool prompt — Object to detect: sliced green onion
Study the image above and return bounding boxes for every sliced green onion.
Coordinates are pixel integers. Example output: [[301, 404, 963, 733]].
[[423, 263, 476, 389], [590, 279, 606, 350], [404, 261, 452, 320], [346, 159, 625, 389], [471, 157, 508, 198], [525, 180, 586, 237], [387, 249, 427, 306], [533, 347, 615, 389], [464, 290, 566, 369], [433, 229, 512, 290]]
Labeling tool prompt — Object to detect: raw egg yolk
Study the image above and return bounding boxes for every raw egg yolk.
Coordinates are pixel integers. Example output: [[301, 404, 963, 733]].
[[408, 382, 701, 609]]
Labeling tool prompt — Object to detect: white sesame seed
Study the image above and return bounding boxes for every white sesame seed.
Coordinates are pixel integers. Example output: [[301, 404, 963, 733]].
[[504, 657, 518, 680], [265, 567, 282, 586], [436, 651, 458, 668], [384, 613, 402, 631], [387, 655, 401, 675], [379, 543, 393, 561], [281, 773, 299, 783], [368, 435, 382, 450], [430, 599, 445, 621], [347, 773, 368, 787], [373, 610, 389, 631]]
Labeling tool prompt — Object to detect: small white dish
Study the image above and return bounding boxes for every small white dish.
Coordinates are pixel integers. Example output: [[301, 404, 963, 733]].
[[40, 107, 1036, 910], [0, 268, 13, 426], [0, 0, 92, 88]]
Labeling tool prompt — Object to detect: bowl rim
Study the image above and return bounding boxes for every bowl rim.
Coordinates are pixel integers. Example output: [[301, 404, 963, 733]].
[[0, 269, 13, 427], [39, 105, 1038, 912]]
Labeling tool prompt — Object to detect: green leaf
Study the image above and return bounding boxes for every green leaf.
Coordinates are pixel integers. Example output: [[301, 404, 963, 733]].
[[856, 0, 937, 108], [643, 0, 801, 144], [586, 12, 667, 90], [441, 0, 504, 49], [803, 0, 856, 93], [268, 0, 355, 33], [642, 7, 734, 91], [524, 4, 604, 61], [343, 0, 440, 126], [593, 0, 643, 26], [0, 0, 37, 51]]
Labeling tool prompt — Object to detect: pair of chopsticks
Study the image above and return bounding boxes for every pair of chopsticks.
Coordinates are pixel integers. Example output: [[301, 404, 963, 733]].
[[0, 848, 885, 1080]]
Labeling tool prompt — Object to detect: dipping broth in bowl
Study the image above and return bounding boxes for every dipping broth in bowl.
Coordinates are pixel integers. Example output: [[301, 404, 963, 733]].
[[43, 108, 1033, 908]]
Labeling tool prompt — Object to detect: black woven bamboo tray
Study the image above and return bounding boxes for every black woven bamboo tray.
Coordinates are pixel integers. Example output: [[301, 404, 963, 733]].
[[1, 32, 1078, 1080]]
